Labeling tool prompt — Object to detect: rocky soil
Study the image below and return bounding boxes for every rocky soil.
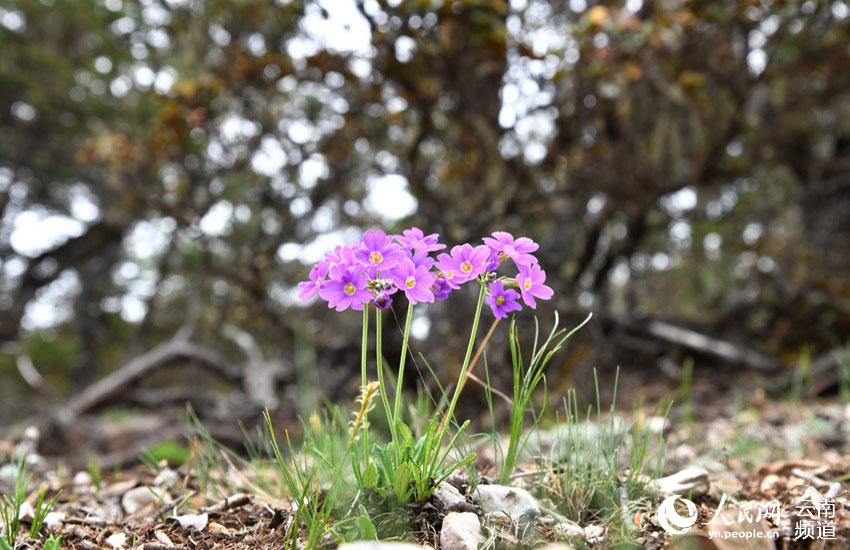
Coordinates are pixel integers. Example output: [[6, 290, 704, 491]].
[[2, 397, 849, 549]]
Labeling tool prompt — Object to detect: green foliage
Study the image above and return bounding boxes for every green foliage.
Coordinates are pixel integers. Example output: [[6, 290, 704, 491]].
[[43, 536, 62, 550], [29, 489, 61, 539], [186, 406, 242, 499], [0, 459, 27, 548], [142, 440, 191, 468], [86, 456, 102, 492], [791, 344, 814, 400], [539, 371, 667, 544], [264, 410, 336, 547], [0, 464, 56, 549], [501, 312, 592, 483], [360, 418, 475, 504]]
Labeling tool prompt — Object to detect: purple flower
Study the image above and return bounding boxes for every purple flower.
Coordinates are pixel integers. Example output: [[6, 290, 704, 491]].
[[487, 281, 522, 320], [515, 264, 554, 309], [435, 244, 490, 286], [356, 230, 404, 273], [298, 260, 329, 301], [484, 249, 501, 272], [395, 227, 445, 254], [409, 249, 435, 270], [432, 277, 452, 301], [482, 231, 539, 267], [374, 292, 393, 310], [319, 264, 373, 312], [389, 258, 436, 304], [325, 243, 359, 266]]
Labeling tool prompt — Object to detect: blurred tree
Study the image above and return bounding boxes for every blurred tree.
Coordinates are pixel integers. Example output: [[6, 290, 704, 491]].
[[2, 0, 850, 430]]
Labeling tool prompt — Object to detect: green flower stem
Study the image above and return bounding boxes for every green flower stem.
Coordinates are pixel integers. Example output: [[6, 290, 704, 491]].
[[393, 302, 415, 426], [360, 307, 370, 459], [437, 283, 487, 443], [374, 309, 396, 444], [361, 307, 369, 387]]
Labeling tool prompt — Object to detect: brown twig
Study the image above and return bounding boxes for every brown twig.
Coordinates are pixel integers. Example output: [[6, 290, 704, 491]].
[[454, 318, 500, 398], [465, 371, 512, 406]]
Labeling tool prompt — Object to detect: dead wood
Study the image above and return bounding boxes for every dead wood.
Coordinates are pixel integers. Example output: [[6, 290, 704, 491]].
[[18, 323, 298, 466], [607, 315, 783, 373], [56, 337, 241, 423], [641, 319, 781, 372]]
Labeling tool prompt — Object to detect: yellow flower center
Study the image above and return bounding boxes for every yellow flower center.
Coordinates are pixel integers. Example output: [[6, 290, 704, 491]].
[[524, 278, 533, 291], [496, 295, 505, 306], [344, 282, 356, 296], [369, 251, 383, 264], [443, 271, 454, 279], [460, 261, 473, 273], [405, 276, 416, 289]]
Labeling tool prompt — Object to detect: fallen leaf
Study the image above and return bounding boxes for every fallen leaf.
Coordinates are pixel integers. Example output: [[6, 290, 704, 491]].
[[171, 512, 208, 531], [651, 467, 710, 496], [208, 521, 231, 534]]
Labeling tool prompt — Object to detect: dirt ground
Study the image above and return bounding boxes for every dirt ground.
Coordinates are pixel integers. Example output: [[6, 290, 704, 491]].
[[2, 395, 849, 549]]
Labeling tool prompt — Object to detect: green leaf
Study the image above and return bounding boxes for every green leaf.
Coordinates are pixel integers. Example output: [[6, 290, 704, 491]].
[[355, 514, 377, 540], [396, 422, 414, 447], [393, 462, 411, 501], [362, 461, 377, 489]]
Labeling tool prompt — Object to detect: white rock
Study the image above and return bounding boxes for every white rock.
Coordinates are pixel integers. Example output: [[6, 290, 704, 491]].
[[16, 501, 34, 522], [433, 482, 470, 512], [154, 468, 179, 488], [73, 471, 93, 487], [106, 532, 127, 549], [44, 511, 65, 531], [171, 512, 208, 531], [584, 525, 605, 544], [553, 521, 584, 537], [337, 543, 427, 550], [475, 484, 541, 524], [121, 486, 163, 515], [650, 466, 709, 496], [441, 512, 482, 550]]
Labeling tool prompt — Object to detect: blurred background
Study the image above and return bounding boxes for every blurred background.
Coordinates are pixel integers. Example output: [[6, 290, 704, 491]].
[[2, 0, 850, 465]]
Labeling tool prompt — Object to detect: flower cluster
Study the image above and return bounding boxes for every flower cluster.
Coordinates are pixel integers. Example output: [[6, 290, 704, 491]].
[[298, 228, 553, 319]]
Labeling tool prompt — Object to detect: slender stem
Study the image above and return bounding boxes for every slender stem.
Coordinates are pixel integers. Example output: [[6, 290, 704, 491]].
[[361, 307, 369, 387], [438, 283, 487, 438], [374, 309, 396, 444], [393, 302, 415, 426], [359, 307, 370, 461], [452, 317, 500, 402]]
